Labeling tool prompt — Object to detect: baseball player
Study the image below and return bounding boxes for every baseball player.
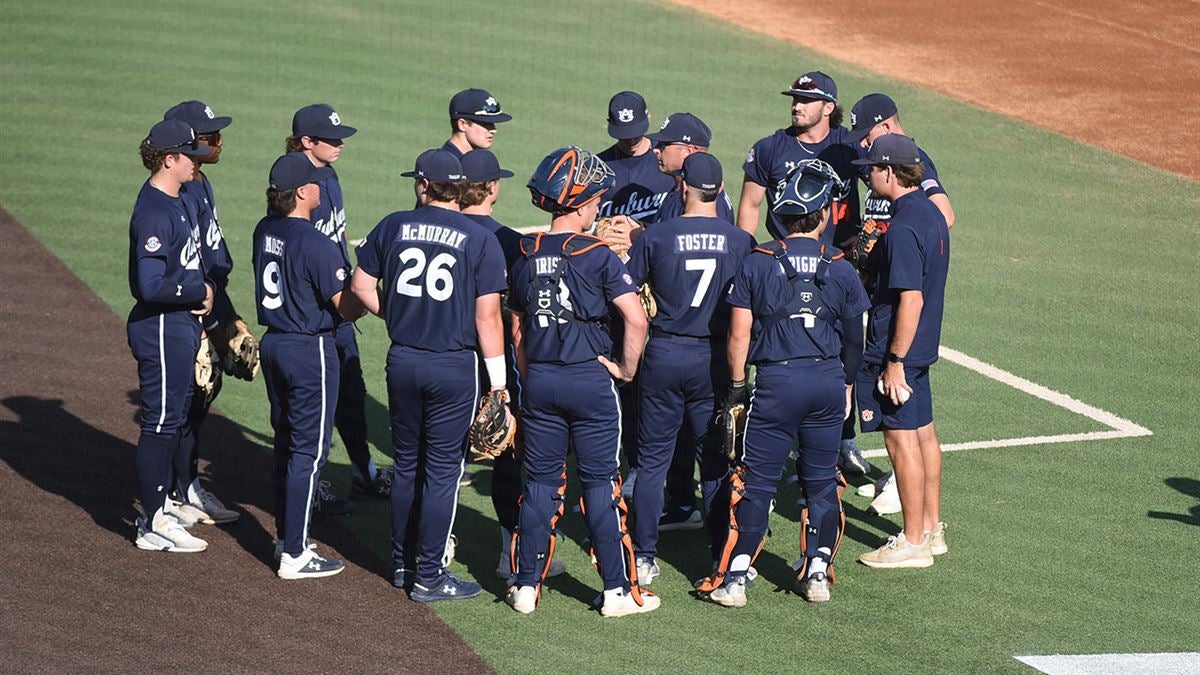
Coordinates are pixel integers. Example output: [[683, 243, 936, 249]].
[[844, 94, 956, 513], [351, 149, 507, 602], [254, 152, 364, 579], [624, 153, 756, 587], [505, 146, 658, 617], [458, 148, 567, 581], [161, 100, 241, 527], [442, 88, 512, 158], [287, 104, 385, 513], [595, 90, 678, 500], [850, 135, 950, 568], [697, 159, 869, 606], [127, 119, 214, 553]]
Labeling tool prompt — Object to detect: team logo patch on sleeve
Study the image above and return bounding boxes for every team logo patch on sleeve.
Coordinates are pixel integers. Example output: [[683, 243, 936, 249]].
[[921, 179, 941, 191], [622, 273, 634, 285], [745, 148, 755, 164], [144, 236, 162, 253], [861, 409, 874, 422], [336, 268, 347, 281]]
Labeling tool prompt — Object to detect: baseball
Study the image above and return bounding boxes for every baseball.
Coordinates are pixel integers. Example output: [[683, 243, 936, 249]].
[[877, 378, 911, 404], [857, 483, 877, 498]]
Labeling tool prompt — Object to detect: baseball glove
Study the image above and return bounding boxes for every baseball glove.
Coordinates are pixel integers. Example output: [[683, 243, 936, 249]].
[[594, 217, 631, 259], [194, 336, 220, 401], [469, 389, 516, 462], [637, 283, 657, 319], [212, 317, 260, 381]]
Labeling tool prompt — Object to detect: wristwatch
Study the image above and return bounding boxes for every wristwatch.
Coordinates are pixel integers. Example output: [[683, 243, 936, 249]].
[[886, 351, 906, 364]]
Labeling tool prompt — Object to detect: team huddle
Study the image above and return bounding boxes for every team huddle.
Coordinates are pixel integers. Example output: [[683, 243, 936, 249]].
[[125, 73, 953, 617]]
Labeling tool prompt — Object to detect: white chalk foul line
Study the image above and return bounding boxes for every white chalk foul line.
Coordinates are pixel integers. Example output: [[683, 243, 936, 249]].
[[860, 345, 1152, 458]]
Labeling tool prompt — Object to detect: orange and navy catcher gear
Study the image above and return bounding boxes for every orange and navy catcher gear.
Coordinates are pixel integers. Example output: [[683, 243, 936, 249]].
[[528, 146, 615, 214], [771, 158, 847, 217]]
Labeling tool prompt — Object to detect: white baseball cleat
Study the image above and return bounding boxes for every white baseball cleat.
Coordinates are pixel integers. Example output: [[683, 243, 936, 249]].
[[600, 587, 660, 617], [868, 472, 901, 515], [135, 510, 207, 553], [278, 547, 345, 580], [707, 577, 747, 608], [164, 498, 199, 528], [506, 585, 537, 614], [187, 481, 240, 524]]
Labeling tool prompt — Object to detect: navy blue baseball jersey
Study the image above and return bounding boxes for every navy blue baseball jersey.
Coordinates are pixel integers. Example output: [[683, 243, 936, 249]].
[[743, 126, 861, 244], [181, 174, 233, 285], [308, 166, 350, 264], [728, 237, 870, 365], [650, 185, 734, 225], [863, 190, 950, 367], [464, 213, 523, 271], [252, 215, 348, 335], [597, 145, 677, 222], [859, 146, 946, 229], [509, 232, 636, 365], [128, 181, 208, 310], [440, 139, 465, 159], [357, 205, 506, 351], [625, 215, 755, 337]]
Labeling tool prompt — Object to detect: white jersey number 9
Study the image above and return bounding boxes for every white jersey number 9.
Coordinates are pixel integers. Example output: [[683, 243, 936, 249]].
[[261, 261, 283, 310], [396, 248, 457, 301]]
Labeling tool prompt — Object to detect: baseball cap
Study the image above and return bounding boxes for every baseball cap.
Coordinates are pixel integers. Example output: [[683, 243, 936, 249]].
[[269, 152, 333, 191], [163, 100, 231, 134], [780, 71, 837, 102], [851, 134, 922, 166], [680, 152, 722, 190], [401, 149, 465, 182], [461, 149, 514, 182], [647, 112, 712, 147], [292, 104, 357, 140], [145, 119, 213, 157], [449, 88, 512, 123], [847, 93, 899, 145], [606, 91, 649, 140]]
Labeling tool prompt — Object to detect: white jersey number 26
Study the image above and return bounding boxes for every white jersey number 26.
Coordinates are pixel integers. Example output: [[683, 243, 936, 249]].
[[396, 248, 456, 301]]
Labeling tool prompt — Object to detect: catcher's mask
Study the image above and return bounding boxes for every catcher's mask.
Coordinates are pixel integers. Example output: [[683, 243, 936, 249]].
[[528, 146, 615, 214], [771, 159, 847, 216]]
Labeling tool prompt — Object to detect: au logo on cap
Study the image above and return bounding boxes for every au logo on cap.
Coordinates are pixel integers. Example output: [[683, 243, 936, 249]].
[[329, 112, 342, 126], [204, 106, 215, 119], [617, 108, 634, 123]]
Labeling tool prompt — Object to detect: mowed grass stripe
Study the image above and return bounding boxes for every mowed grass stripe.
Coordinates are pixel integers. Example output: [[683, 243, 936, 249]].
[[1, 1, 1197, 672]]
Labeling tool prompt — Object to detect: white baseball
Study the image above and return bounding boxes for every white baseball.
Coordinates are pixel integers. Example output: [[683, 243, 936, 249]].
[[877, 378, 911, 404]]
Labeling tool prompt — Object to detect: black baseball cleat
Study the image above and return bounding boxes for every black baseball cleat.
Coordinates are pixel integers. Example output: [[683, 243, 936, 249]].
[[838, 438, 872, 476], [313, 480, 354, 515], [352, 469, 392, 499], [392, 567, 415, 590], [409, 572, 483, 603]]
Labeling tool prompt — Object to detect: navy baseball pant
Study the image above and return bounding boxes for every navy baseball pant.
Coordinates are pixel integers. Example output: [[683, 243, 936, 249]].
[[633, 336, 729, 561], [334, 322, 375, 484], [516, 360, 632, 592], [261, 331, 339, 556], [127, 310, 201, 520], [723, 359, 844, 571], [386, 346, 476, 582]]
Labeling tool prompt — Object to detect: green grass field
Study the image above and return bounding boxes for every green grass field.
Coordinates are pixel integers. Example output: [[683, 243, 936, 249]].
[[3, 1, 1199, 672]]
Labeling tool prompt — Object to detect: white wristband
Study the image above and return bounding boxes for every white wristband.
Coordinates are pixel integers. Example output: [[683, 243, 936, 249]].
[[484, 355, 507, 389]]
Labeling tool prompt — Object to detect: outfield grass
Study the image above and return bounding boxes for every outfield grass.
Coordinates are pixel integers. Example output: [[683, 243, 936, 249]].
[[2, 1, 1199, 672]]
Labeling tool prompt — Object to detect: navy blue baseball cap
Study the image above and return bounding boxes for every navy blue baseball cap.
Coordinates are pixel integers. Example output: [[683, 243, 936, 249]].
[[292, 104, 357, 140], [647, 112, 712, 147], [163, 100, 231, 134], [680, 152, 722, 190], [851, 133, 922, 166], [145, 119, 213, 157], [401, 149, 465, 182], [607, 91, 649, 140], [450, 88, 512, 123], [847, 93, 899, 144], [461, 149, 514, 182], [781, 71, 837, 102], [269, 152, 333, 191]]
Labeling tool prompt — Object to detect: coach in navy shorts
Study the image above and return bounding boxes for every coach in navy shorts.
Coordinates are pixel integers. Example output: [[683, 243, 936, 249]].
[[851, 135, 951, 569]]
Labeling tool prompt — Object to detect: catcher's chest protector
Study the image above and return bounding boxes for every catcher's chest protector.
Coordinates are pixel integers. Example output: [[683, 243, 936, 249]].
[[753, 239, 838, 341], [519, 232, 605, 330]]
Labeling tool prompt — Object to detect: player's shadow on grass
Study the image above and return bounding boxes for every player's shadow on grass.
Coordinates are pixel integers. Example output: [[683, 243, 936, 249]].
[[1147, 477, 1200, 526]]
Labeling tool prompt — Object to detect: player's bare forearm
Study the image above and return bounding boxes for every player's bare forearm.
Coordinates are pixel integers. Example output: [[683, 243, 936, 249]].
[[331, 288, 366, 322], [736, 177, 766, 237], [350, 267, 382, 317], [510, 310, 528, 381], [889, 290, 923, 359], [727, 306, 753, 381], [930, 193, 955, 230], [474, 293, 504, 360]]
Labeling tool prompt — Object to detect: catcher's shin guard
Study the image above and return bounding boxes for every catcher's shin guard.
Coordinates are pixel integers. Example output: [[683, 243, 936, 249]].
[[579, 476, 654, 607], [512, 467, 567, 604], [695, 465, 769, 593], [795, 471, 847, 583]]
